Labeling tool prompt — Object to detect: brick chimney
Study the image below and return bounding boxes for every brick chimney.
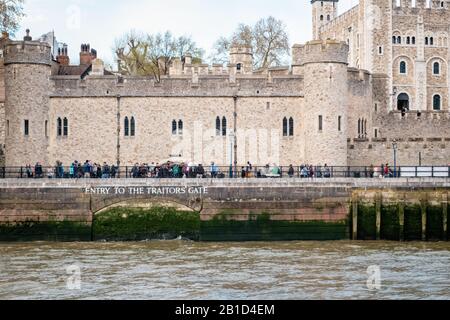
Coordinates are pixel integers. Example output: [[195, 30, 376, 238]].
[[56, 44, 70, 66], [80, 43, 96, 65]]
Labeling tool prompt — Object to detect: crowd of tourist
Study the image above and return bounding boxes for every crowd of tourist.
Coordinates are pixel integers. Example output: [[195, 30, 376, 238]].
[[17, 161, 399, 179]]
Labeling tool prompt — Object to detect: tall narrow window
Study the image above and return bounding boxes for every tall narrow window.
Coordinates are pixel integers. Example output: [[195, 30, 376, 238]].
[[430, 37, 434, 45], [172, 120, 177, 135], [406, 37, 410, 44], [412, 37, 416, 44], [178, 120, 183, 136], [374, 129, 378, 138], [392, 36, 396, 44], [319, 115, 323, 131], [216, 117, 221, 136], [222, 117, 227, 136], [433, 62, 440, 75], [124, 117, 129, 136], [364, 120, 367, 136], [57, 117, 62, 136], [397, 36, 401, 44], [358, 119, 361, 137], [45, 120, 48, 137], [6, 120, 9, 136], [320, 15, 324, 21], [425, 37, 429, 45], [338, 116, 342, 132], [283, 117, 288, 137], [24, 120, 29, 136], [289, 117, 294, 136], [400, 61, 407, 74], [433, 95, 441, 111], [130, 117, 136, 137], [63, 117, 68, 136]]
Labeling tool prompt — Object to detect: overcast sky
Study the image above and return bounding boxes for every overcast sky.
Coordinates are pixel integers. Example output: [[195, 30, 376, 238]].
[[18, 0, 359, 66]]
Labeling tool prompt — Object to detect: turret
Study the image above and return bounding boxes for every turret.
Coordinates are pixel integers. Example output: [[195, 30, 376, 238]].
[[3, 29, 52, 166], [311, 0, 338, 40], [301, 40, 349, 167], [229, 44, 253, 74]]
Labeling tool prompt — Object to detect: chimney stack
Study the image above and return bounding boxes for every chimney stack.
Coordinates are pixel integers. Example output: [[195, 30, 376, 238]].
[[56, 44, 70, 66], [80, 43, 96, 65]]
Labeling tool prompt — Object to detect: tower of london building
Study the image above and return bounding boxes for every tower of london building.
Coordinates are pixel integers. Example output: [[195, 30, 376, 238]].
[[0, 0, 448, 169]]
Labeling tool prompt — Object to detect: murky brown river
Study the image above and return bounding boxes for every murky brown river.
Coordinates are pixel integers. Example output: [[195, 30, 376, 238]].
[[0, 241, 449, 300]]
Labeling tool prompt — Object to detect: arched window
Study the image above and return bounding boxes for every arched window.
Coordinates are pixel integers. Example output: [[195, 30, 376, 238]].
[[283, 117, 288, 137], [412, 36, 416, 44], [236, 63, 242, 71], [399, 61, 407, 74], [433, 95, 441, 111], [397, 36, 401, 44], [124, 117, 129, 136], [320, 15, 324, 21], [425, 37, 429, 45], [392, 36, 396, 44], [430, 37, 434, 45], [63, 117, 68, 136], [433, 62, 440, 75], [172, 120, 177, 135], [221, 117, 227, 136], [216, 117, 221, 136], [289, 117, 294, 136], [130, 117, 135, 137], [178, 120, 183, 136], [406, 37, 410, 44], [57, 117, 62, 136]]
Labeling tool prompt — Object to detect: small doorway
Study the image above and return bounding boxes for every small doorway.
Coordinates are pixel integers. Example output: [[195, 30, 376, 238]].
[[397, 93, 410, 111]]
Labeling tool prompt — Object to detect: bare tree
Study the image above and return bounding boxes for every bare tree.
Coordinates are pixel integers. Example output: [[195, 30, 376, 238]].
[[0, 0, 25, 35], [114, 30, 204, 81], [210, 16, 290, 69]]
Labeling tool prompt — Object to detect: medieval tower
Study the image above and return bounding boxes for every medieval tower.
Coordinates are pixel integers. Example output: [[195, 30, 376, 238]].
[[3, 30, 52, 167]]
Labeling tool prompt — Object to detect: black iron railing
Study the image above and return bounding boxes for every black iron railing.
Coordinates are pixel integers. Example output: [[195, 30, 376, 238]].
[[0, 165, 449, 179]]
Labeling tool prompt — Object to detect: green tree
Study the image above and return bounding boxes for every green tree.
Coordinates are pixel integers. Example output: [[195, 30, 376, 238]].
[[0, 0, 25, 35], [211, 16, 290, 69]]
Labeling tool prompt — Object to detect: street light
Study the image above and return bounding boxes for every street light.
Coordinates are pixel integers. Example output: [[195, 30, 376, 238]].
[[229, 130, 235, 178], [392, 140, 398, 178]]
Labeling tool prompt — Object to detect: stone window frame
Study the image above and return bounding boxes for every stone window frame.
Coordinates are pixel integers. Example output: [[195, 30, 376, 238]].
[[432, 94, 442, 111], [399, 60, 407, 75], [432, 61, 440, 76]]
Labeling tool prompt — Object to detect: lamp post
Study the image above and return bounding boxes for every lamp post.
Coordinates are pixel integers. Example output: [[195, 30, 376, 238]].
[[229, 130, 235, 178], [392, 140, 398, 178]]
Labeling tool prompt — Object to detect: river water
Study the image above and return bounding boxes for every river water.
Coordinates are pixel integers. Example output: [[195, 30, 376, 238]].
[[0, 241, 449, 300]]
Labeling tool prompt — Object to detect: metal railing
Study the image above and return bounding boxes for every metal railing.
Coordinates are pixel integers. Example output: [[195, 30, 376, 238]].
[[0, 165, 449, 179]]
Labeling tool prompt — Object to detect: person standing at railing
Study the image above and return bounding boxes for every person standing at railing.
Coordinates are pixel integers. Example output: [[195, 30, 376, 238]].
[[324, 164, 331, 178], [26, 164, 32, 178], [210, 162, 218, 178], [288, 165, 294, 178]]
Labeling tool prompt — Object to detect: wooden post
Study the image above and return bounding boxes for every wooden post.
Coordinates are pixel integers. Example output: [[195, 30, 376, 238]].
[[352, 196, 358, 241], [443, 193, 448, 241], [399, 201, 405, 242], [376, 194, 381, 240], [421, 199, 427, 242]]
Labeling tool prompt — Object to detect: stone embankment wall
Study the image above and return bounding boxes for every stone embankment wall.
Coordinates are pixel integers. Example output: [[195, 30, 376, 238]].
[[0, 179, 448, 241]]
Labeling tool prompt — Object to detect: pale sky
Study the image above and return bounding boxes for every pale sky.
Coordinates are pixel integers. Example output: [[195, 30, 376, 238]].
[[18, 0, 359, 67]]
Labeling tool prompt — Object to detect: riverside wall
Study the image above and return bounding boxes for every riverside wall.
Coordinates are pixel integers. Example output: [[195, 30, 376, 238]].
[[0, 178, 448, 241]]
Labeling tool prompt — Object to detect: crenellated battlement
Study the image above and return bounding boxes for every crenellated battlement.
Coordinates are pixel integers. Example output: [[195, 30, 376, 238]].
[[3, 40, 51, 66], [300, 40, 349, 65]]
